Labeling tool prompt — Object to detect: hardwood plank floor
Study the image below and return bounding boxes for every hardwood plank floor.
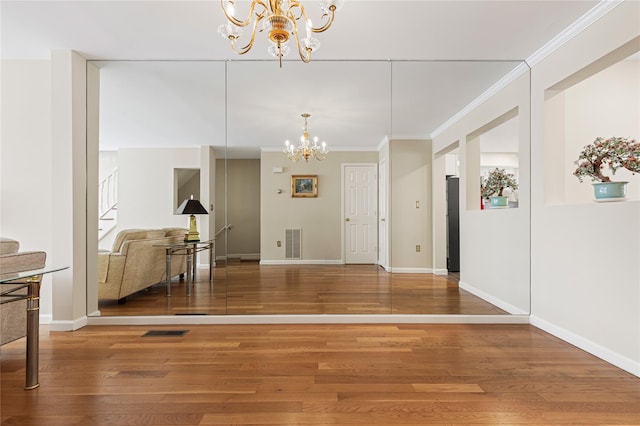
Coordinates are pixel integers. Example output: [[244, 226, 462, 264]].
[[1, 324, 639, 425], [98, 263, 506, 316]]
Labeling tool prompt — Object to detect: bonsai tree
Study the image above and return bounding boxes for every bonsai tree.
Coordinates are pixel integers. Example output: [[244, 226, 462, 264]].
[[573, 136, 640, 182], [481, 168, 518, 198]]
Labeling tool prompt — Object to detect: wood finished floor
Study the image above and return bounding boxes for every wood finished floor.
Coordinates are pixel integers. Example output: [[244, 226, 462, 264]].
[[98, 263, 506, 316], [1, 324, 639, 425]]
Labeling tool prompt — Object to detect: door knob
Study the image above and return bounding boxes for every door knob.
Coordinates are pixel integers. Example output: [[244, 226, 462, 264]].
[[345, 218, 350, 222]]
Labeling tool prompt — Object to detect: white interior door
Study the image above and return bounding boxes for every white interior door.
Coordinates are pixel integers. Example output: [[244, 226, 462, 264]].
[[344, 164, 377, 264]]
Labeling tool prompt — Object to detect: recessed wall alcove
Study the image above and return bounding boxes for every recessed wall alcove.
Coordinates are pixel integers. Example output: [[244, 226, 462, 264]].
[[543, 38, 640, 205], [465, 107, 521, 211]]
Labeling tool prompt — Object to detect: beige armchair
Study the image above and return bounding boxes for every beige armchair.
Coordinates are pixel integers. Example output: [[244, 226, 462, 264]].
[[0, 238, 46, 345]]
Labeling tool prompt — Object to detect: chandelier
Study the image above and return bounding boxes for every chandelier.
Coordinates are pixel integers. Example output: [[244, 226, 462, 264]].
[[284, 113, 328, 162], [217, 0, 343, 67]]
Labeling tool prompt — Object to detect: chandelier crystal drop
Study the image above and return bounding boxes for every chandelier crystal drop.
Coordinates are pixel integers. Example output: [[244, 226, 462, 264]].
[[284, 113, 328, 162], [217, 0, 343, 68]]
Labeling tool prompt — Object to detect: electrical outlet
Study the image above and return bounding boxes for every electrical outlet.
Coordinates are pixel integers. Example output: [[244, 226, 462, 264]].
[[277, 240, 281, 247], [416, 245, 421, 252]]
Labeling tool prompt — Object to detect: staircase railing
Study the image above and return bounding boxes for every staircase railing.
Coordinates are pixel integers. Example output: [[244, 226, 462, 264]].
[[215, 224, 232, 238], [99, 170, 118, 219]]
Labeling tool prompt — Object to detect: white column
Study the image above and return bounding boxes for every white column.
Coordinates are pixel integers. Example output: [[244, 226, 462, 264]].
[[50, 50, 88, 330]]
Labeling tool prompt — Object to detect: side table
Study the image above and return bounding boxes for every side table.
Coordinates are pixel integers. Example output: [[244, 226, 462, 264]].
[[1, 265, 69, 390], [155, 239, 214, 296]]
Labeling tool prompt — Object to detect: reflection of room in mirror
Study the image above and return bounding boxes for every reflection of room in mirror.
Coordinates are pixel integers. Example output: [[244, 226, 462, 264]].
[[91, 59, 530, 319], [480, 115, 520, 208]]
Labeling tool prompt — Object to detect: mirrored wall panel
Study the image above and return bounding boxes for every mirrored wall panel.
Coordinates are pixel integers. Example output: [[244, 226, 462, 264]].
[[89, 59, 530, 317]]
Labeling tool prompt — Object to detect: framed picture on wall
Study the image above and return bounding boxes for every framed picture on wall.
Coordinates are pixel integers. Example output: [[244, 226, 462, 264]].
[[291, 175, 318, 198]]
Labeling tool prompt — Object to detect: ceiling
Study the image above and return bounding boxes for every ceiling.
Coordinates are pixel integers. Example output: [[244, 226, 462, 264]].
[[1, 1, 602, 157]]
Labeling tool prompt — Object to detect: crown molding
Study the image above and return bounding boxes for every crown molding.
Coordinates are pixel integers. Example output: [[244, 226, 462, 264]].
[[430, 62, 530, 139], [525, 0, 624, 68], [429, 0, 623, 140]]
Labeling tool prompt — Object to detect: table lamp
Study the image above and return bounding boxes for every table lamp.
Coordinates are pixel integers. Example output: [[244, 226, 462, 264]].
[[175, 195, 208, 241]]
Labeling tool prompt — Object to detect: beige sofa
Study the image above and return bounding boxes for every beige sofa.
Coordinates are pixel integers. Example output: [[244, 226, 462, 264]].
[[98, 228, 188, 301], [0, 238, 46, 345]]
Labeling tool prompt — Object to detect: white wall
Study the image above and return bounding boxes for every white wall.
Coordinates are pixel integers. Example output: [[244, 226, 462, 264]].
[[563, 59, 640, 204], [116, 147, 201, 233], [433, 72, 531, 315], [99, 151, 118, 183], [0, 60, 55, 321], [481, 153, 519, 170], [445, 152, 459, 176], [530, 1, 639, 376], [51, 50, 89, 329]]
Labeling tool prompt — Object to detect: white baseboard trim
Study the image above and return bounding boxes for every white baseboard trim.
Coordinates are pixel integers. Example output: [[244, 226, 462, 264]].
[[433, 269, 448, 276], [49, 316, 89, 331], [39, 314, 52, 325], [86, 314, 529, 326], [388, 267, 432, 274], [259, 259, 343, 265], [530, 315, 640, 378], [459, 281, 529, 315]]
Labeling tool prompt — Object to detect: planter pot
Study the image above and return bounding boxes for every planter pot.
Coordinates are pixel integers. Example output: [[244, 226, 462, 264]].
[[489, 196, 509, 208], [592, 181, 628, 202]]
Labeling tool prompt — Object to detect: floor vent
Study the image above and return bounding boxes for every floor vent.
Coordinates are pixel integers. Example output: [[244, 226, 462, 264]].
[[285, 228, 301, 259], [142, 330, 189, 337]]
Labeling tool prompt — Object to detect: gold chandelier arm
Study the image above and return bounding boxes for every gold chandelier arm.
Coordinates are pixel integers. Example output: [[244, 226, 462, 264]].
[[269, 0, 282, 13], [287, 1, 336, 33], [229, 16, 264, 55], [287, 2, 336, 33], [286, 1, 304, 21], [221, 0, 270, 28], [289, 18, 312, 63], [311, 9, 336, 33]]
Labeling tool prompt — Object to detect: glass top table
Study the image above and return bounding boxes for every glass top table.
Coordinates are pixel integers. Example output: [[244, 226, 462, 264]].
[[153, 239, 215, 296], [0, 265, 69, 284], [1, 265, 69, 390]]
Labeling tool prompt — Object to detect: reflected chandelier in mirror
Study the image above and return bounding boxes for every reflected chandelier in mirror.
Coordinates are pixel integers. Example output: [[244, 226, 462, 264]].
[[284, 113, 328, 162]]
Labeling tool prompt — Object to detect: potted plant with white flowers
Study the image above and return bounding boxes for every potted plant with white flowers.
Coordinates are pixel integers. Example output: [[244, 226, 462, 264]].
[[573, 136, 639, 201], [481, 168, 518, 208]]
